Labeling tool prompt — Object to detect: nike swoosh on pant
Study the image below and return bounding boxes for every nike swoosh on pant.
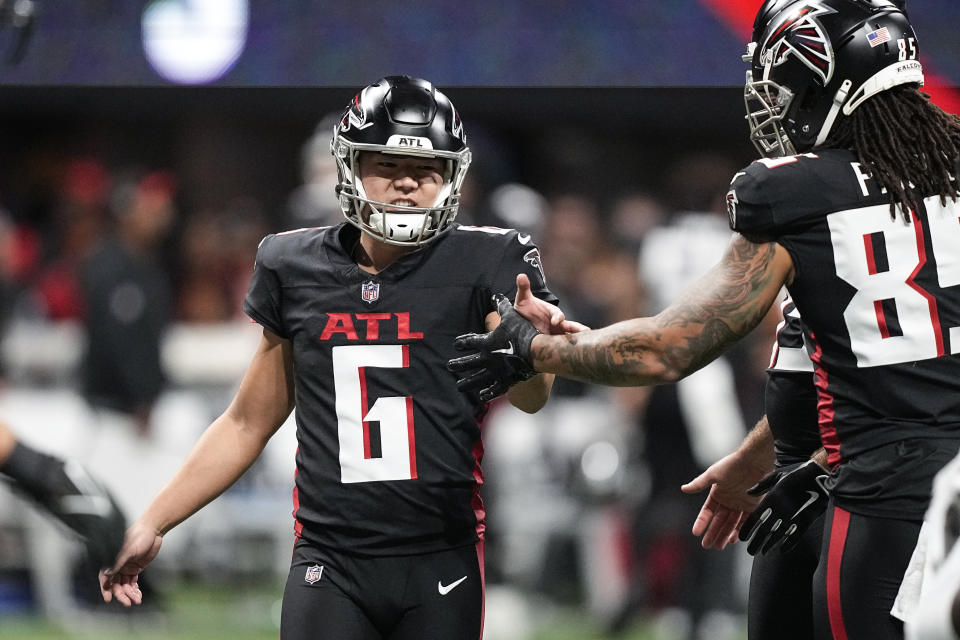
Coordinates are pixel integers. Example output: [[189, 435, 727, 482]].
[[438, 576, 468, 595]]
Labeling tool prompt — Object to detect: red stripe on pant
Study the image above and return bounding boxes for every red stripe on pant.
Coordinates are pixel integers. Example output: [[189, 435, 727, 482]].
[[826, 506, 851, 640], [476, 539, 486, 640]]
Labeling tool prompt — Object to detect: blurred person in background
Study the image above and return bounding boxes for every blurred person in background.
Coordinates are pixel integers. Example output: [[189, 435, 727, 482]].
[[31, 157, 111, 322], [537, 193, 643, 397], [98, 75, 572, 640], [613, 152, 757, 640], [284, 113, 344, 231], [78, 169, 176, 438], [606, 190, 666, 257], [450, 1, 960, 638], [175, 197, 267, 323]]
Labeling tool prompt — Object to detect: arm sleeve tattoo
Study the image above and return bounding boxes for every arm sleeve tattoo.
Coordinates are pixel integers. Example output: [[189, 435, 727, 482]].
[[532, 235, 787, 386]]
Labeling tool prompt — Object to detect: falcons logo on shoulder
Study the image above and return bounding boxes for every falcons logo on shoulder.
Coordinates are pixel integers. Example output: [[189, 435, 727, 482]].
[[760, 2, 837, 85]]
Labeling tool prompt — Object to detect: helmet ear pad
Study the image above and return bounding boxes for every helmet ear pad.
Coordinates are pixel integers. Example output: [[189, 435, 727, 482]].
[[784, 82, 832, 152]]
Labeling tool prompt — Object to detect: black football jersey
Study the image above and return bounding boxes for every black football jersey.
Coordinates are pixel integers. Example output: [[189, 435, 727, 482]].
[[765, 297, 820, 466], [242, 222, 557, 555], [730, 150, 960, 517]]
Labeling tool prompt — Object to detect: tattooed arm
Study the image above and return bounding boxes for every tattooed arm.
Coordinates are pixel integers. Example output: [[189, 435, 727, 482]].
[[530, 235, 795, 386]]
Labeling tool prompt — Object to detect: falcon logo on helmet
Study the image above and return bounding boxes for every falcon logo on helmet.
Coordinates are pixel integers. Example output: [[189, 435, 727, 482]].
[[341, 90, 374, 133], [760, 3, 837, 84]]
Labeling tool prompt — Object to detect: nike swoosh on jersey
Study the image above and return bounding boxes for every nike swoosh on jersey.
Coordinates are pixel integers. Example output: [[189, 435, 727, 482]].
[[438, 576, 468, 595], [518, 233, 531, 245]]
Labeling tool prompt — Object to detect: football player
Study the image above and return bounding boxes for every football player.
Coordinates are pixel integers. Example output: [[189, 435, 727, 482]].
[[0, 419, 126, 570], [99, 75, 571, 640], [682, 297, 828, 640], [449, 1, 960, 638]]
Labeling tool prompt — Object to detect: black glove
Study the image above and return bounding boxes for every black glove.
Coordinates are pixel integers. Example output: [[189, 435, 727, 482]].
[[447, 294, 540, 402], [738, 459, 829, 555], [2, 444, 127, 569]]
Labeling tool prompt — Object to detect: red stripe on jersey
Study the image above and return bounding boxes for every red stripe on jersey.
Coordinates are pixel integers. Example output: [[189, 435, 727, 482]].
[[906, 211, 945, 357], [809, 332, 842, 467], [768, 341, 781, 369], [406, 396, 417, 479], [863, 233, 878, 274], [359, 367, 372, 459], [471, 435, 486, 542], [873, 300, 892, 339], [292, 451, 303, 538], [826, 506, 852, 640]]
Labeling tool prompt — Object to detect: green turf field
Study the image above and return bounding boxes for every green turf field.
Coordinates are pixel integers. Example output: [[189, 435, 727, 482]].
[[0, 582, 692, 640]]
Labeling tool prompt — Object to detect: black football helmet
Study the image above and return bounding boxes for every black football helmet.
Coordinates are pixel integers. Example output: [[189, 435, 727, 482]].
[[330, 75, 471, 246], [745, 0, 923, 157]]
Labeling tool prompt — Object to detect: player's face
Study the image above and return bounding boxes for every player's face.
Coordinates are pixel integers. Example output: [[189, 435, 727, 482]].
[[357, 152, 445, 212]]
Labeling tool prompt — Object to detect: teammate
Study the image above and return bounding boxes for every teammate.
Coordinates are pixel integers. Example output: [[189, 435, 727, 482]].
[[98, 75, 565, 640], [0, 419, 125, 569], [682, 297, 828, 640], [449, 2, 960, 638]]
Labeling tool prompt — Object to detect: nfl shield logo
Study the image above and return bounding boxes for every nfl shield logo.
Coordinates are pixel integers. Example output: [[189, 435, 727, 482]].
[[305, 564, 324, 584], [361, 281, 380, 304]]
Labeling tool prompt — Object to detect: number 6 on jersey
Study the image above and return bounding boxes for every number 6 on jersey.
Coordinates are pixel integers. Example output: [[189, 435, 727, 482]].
[[333, 344, 417, 483]]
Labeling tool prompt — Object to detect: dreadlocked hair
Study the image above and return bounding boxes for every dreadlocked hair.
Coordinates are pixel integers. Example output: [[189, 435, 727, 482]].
[[824, 86, 960, 221]]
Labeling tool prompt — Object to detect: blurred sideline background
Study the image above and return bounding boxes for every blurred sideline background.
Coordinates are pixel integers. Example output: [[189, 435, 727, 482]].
[[0, 2, 958, 639]]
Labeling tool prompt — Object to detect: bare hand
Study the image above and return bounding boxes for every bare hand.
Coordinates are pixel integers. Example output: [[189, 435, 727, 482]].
[[513, 273, 588, 335], [99, 521, 164, 607], [681, 451, 770, 549]]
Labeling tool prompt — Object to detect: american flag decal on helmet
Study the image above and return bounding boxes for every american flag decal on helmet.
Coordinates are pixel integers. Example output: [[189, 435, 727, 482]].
[[761, 3, 837, 84]]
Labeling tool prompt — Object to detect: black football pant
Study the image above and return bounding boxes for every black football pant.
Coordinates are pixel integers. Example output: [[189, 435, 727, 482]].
[[281, 537, 484, 640], [812, 504, 919, 640], [748, 511, 824, 640]]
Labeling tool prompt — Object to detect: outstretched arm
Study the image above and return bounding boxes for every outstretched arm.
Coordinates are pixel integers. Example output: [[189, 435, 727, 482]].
[[100, 329, 295, 606], [531, 236, 793, 385]]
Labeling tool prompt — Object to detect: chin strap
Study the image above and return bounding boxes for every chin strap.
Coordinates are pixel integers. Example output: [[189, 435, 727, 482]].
[[813, 79, 852, 148]]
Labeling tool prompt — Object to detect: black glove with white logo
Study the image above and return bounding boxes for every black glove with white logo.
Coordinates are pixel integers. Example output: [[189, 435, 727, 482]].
[[447, 294, 539, 402], [739, 459, 830, 555]]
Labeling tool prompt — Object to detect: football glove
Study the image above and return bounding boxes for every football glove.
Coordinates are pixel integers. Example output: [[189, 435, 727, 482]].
[[739, 459, 829, 555], [8, 453, 127, 570], [447, 294, 539, 402]]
